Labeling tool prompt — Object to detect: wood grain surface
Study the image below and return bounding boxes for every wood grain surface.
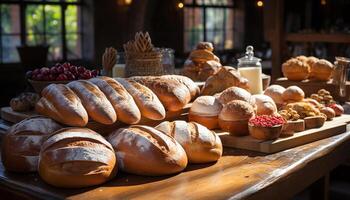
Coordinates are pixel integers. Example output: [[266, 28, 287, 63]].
[[0, 131, 350, 200]]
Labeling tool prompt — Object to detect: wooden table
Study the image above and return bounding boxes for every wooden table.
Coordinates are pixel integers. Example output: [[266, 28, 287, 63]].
[[1, 124, 350, 200]]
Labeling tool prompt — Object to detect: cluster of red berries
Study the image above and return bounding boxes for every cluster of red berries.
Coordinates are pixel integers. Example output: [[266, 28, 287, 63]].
[[249, 115, 286, 128], [26, 62, 99, 81]]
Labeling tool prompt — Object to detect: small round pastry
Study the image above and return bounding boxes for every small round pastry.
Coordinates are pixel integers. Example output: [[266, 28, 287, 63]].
[[264, 85, 286, 107], [196, 42, 214, 52], [189, 96, 223, 129], [328, 104, 344, 116], [310, 59, 334, 81], [189, 49, 216, 62], [253, 94, 277, 115], [320, 107, 335, 120], [282, 86, 305, 102], [218, 100, 255, 136], [218, 86, 255, 106], [282, 58, 310, 81]]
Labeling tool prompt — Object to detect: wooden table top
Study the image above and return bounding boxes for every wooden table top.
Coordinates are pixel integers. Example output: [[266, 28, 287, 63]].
[[1, 130, 350, 200]]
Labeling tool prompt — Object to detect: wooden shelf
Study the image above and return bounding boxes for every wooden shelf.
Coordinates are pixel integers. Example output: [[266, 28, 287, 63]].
[[286, 33, 350, 43]]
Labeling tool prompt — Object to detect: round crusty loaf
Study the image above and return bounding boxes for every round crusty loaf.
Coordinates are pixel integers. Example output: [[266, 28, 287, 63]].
[[2, 116, 63, 172], [67, 80, 117, 125], [252, 94, 277, 115], [89, 77, 141, 124], [35, 84, 88, 127], [282, 86, 305, 102], [155, 120, 222, 163], [189, 96, 222, 129], [39, 128, 117, 188], [218, 86, 255, 106], [108, 125, 187, 176], [264, 84, 286, 106]]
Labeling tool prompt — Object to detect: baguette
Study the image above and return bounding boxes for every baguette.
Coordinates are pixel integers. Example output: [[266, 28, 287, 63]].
[[161, 75, 200, 100], [115, 78, 165, 120], [90, 77, 141, 124], [67, 80, 117, 125], [35, 84, 88, 126]]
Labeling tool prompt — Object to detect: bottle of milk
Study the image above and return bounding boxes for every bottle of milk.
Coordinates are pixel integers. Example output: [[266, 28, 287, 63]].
[[237, 46, 263, 94]]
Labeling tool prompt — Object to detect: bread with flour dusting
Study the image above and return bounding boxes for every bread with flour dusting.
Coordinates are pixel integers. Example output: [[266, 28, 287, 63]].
[[161, 75, 200, 100], [115, 78, 165, 120], [67, 80, 117, 125], [89, 77, 141, 124], [108, 125, 187, 176], [156, 120, 222, 163], [38, 127, 117, 188], [2, 116, 63, 172]]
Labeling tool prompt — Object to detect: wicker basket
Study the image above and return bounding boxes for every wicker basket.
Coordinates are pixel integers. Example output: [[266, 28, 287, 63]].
[[125, 51, 163, 77]]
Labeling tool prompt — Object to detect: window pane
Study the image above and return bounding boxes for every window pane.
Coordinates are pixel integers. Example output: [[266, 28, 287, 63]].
[[26, 5, 44, 34], [1, 4, 20, 34], [184, 8, 204, 51], [66, 5, 80, 33], [226, 9, 234, 30], [2, 35, 20, 63], [47, 35, 62, 60], [207, 30, 224, 49], [225, 29, 234, 49], [66, 33, 82, 59], [45, 5, 61, 34], [27, 34, 45, 45], [206, 8, 224, 30]]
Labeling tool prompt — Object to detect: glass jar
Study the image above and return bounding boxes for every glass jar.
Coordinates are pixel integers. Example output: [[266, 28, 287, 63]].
[[160, 48, 175, 75], [237, 46, 263, 94], [112, 52, 126, 78]]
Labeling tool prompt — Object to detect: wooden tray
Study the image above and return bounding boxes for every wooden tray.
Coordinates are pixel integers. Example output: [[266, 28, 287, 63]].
[[0, 105, 191, 135], [218, 114, 350, 153]]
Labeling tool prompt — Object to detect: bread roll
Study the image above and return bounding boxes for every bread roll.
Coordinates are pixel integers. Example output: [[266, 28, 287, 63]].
[[89, 77, 141, 124], [218, 100, 255, 136], [35, 84, 88, 126], [2, 116, 63, 172], [282, 58, 310, 81], [68, 80, 117, 125], [161, 75, 200, 100], [155, 121, 222, 163], [130, 76, 191, 111], [218, 86, 255, 106], [108, 125, 187, 176], [39, 128, 117, 188], [253, 94, 277, 115], [115, 78, 166, 120], [282, 86, 305, 102], [189, 49, 216, 62], [310, 59, 334, 81], [264, 85, 286, 107], [189, 96, 222, 129]]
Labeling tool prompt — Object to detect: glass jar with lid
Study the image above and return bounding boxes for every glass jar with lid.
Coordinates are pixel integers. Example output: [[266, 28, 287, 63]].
[[237, 45, 263, 94]]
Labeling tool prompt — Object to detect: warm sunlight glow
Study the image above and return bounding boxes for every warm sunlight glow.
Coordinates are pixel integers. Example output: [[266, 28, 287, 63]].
[[178, 2, 184, 9], [257, 1, 263, 7]]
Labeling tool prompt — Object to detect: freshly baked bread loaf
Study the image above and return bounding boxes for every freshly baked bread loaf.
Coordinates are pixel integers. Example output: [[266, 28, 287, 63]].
[[218, 100, 255, 136], [162, 75, 200, 99], [218, 86, 255, 106], [155, 120, 222, 163], [264, 85, 286, 107], [198, 60, 222, 81], [282, 58, 310, 81], [196, 42, 214, 52], [89, 77, 141, 124], [129, 76, 191, 111], [115, 78, 166, 120], [2, 116, 63, 172], [35, 84, 88, 126], [253, 94, 277, 115], [189, 96, 223, 129], [39, 128, 117, 188], [201, 67, 249, 96], [310, 59, 334, 81], [282, 86, 305, 102], [67, 80, 117, 125], [108, 125, 187, 176], [189, 49, 216, 62]]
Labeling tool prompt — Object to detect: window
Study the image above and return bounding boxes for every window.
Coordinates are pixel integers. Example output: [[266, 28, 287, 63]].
[[0, 0, 82, 63], [184, 0, 235, 52]]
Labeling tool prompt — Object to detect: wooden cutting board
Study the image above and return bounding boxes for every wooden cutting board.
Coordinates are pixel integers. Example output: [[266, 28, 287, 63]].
[[218, 114, 350, 153]]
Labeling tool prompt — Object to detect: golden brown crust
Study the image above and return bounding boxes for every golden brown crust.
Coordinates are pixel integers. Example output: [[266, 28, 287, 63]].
[[35, 84, 88, 127], [218, 86, 255, 106], [310, 59, 334, 81], [219, 100, 255, 121], [282, 58, 310, 81], [189, 49, 216, 62], [196, 42, 214, 52], [282, 86, 305, 102], [264, 85, 286, 106], [161, 75, 200, 100], [253, 94, 277, 115]]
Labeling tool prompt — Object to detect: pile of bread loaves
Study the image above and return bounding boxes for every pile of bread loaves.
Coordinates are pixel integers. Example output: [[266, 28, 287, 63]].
[[35, 75, 199, 127], [282, 55, 334, 81], [2, 116, 223, 188]]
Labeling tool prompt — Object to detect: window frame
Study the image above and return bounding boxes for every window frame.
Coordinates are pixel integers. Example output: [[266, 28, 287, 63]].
[[184, 0, 235, 52], [0, 0, 83, 63]]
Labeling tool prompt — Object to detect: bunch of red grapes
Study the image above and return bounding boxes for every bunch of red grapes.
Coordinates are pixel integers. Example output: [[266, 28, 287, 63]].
[[26, 62, 99, 81]]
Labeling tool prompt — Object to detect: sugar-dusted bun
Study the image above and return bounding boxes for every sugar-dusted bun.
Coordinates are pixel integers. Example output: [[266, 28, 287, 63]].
[[189, 49, 216, 62], [39, 128, 116, 188], [310, 59, 334, 81], [189, 96, 223, 129], [282, 86, 305, 102], [2, 116, 63, 172], [253, 94, 277, 115], [218, 100, 255, 136], [155, 121, 222, 163], [218, 86, 255, 106], [108, 125, 187, 176], [282, 58, 310, 81], [196, 42, 214, 52], [264, 84, 286, 107]]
